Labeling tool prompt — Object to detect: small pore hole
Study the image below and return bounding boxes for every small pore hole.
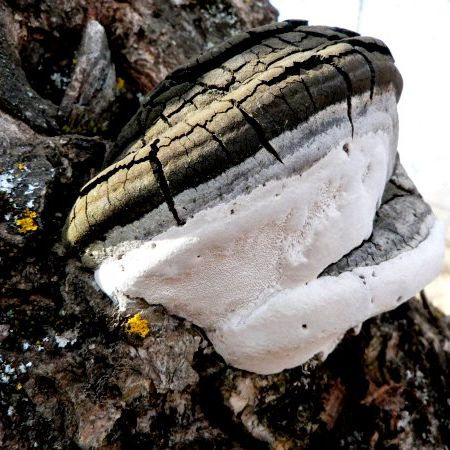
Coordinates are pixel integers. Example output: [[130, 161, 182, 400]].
[[302, 324, 307, 329], [343, 143, 350, 154], [396, 296, 403, 303]]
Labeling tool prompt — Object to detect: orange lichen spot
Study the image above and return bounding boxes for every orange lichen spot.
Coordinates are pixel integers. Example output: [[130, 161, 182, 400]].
[[116, 77, 125, 91], [16, 162, 26, 171], [15, 208, 38, 233], [126, 313, 150, 338]]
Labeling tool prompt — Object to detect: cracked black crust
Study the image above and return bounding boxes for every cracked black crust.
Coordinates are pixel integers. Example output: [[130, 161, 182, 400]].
[[64, 21, 403, 247], [111, 23, 385, 164], [148, 140, 185, 226], [233, 102, 284, 164], [320, 160, 433, 277], [111, 20, 311, 162]]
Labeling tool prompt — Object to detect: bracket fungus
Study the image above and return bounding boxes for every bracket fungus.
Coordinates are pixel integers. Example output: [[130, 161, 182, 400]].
[[64, 20, 444, 374]]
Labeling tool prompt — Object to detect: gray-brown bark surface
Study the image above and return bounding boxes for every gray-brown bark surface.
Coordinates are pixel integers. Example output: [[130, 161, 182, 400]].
[[0, 1, 449, 449]]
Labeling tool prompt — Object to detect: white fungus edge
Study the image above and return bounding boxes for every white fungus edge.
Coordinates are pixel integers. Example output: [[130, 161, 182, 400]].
[[212, 219, 445, 374]]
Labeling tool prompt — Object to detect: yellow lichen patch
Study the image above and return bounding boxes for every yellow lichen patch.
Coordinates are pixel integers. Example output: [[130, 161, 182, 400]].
[[16, 382, 23, 390], [16, 162, 26, 171], [126, 313, 150, 338], [116, 77, 125, 91], [15, 208, 38, 233]]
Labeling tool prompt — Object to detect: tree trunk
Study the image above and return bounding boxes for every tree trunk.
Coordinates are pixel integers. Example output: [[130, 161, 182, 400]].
[[0, 1, 448, 449]]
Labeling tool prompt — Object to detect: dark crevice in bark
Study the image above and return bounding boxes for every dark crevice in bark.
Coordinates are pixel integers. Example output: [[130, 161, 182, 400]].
[[79, 149, 155, 197], [353, 48, 376, 99], [378, 192, 408, 209], [330, 62, 354, 137], [293, 29, 358, 41], [342, 37, 393, 58], [160, 112, 171, 125], [105, 180, 112, 207], [389, 178, 415, 196], [329, 26, 361, 37], [198, 124, 235, 163], [318, 231, 375, 278], [83, 196, 92, 227], [234, 103, 283, 163], [301, 78, 318, 112], [165, 88, 207, 119], [274, 89, 298, 116], [121, 152, 137, 193], [264, 39, 392, 91], [149, 140, 185, 226]]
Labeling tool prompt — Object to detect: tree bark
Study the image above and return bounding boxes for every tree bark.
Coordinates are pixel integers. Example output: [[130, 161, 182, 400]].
[[0, 1, 448, 449]]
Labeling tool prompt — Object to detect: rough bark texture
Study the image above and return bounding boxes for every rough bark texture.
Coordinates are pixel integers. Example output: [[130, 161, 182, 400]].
[[0, 1, 449, 449]]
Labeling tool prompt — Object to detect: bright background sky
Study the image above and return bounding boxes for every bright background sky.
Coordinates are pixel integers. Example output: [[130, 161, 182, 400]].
[[271, 0, 450, 312]]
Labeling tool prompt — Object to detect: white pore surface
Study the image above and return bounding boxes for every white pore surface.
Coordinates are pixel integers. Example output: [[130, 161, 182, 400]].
[[215, 219, 444, 373], [94, 90, 443, 374]]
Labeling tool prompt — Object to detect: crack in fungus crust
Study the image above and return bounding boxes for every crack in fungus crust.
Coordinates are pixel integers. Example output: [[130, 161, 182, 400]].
[[63, 21, 402, 247]]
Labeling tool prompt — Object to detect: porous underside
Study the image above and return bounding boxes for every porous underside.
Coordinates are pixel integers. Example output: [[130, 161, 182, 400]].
[[94, 92, 444, 374], [213, 163, 443, 373]]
